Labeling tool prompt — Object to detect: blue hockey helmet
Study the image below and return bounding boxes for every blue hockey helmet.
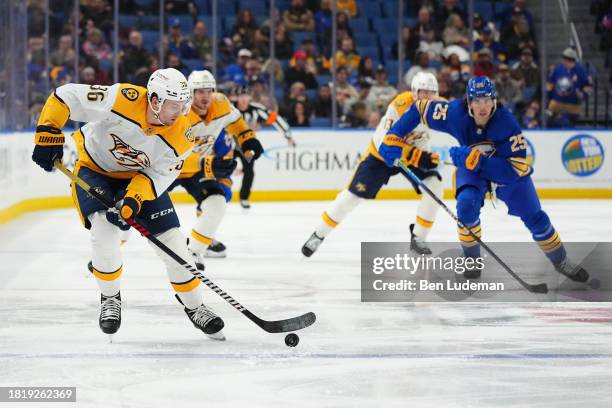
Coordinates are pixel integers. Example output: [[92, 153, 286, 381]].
[[466, 76, 497, 118], [466, 76, 497, 100]]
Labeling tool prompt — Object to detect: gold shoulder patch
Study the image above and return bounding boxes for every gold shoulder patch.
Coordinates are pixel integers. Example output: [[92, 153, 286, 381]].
[[185, 126, 195, 143], [121, 87, 140, 101]]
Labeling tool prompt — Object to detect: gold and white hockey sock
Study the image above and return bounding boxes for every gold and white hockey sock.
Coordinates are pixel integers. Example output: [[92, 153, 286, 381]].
[[315, 189, 363, 237], [89, 211, 123, 296], [189, 195, 227, 255], [150, 228, 204, 309], [412, 176, 442, 241]]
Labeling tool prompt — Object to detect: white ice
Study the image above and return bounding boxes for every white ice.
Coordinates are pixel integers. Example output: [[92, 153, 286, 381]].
[[1, 199, 612, 408]]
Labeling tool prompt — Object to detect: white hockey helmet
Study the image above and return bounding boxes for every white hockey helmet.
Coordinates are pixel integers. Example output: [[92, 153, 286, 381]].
[[187, 69, 216, 91], [411, 72, 439, 97], [147, 68, 191, 117]]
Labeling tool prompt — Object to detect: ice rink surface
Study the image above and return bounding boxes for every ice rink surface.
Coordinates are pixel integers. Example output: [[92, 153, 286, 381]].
[[1, 199, 612, 407]]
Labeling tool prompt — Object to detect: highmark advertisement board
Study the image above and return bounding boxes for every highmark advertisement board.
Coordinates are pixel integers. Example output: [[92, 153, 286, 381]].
[[0, 129, 610, 221]]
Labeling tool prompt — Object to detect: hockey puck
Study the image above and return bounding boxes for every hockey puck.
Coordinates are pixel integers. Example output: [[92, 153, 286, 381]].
[[285, 333, 299, 347]]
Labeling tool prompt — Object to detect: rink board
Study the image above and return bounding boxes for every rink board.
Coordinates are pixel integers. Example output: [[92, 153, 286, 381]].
[[1, 128, 611, 223]]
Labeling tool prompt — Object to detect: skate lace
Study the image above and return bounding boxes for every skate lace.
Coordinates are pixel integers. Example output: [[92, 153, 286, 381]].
[[101, 297, 121, 320], [190, 305, 216, 326]]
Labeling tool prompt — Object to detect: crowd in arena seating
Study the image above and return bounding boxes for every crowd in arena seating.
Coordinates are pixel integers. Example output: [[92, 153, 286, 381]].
[[592, 0, 612, 83], [27, 0, 552, 128]]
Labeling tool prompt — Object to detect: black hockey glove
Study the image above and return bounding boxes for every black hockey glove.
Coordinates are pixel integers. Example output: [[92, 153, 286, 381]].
[[241, 138, 264, 160]]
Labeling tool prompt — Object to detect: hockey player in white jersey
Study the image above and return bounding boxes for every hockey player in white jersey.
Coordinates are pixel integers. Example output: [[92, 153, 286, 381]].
[[31, 68, 225, 340], [301, 72, 443, 257], [167, 70, 263, 265]]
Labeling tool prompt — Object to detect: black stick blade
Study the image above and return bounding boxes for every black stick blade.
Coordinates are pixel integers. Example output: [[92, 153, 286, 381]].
[[246, 311, 317, 333], [530, 283, 549, 294]]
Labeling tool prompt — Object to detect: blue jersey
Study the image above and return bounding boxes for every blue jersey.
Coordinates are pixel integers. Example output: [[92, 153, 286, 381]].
[[547, 63, 590, 104], [386, 99, 532, 185]]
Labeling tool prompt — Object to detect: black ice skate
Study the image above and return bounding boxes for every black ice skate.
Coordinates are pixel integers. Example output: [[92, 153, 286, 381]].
[[204, 240, 227, 258], [301, 232, 324, 257], [554, 257, 589, 283], [186, 238, 205, 271], [176, 295, 225, 340], [462, 257, 483, 279], [99, 292, 121, 336], [409, 224, 432, 255]]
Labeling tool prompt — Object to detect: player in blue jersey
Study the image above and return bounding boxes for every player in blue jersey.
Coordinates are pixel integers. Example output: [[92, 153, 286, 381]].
[[381, 76, 589, 282]]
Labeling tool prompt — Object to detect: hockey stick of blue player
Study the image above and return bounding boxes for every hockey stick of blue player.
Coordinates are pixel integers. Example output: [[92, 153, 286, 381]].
[[53, 160, 316, 333], [395, 159, 549, 294]]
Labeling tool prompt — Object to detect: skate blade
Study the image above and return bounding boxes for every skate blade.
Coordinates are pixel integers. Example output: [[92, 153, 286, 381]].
[[108, 334, 114, 343], [203, 251, 227, 259], [206, 331, 226, 341]]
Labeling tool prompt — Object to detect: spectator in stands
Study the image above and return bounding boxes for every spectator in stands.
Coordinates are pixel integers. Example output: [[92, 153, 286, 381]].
[[80, 0, 113, 35], [233, 9, 259, 49], [167, 19, 196, 59], [357, 57, 376, 85], [495, 63, 522, 111], [342, 101, 369, 127], [404, 51, 437, 87], [474, 26, 506, 63], [312, 85, 337, 118], [498, 0, 534, 36], [413, 6, 439, 44], [442, 13, 470, 48], [245, 59, 268, 85], [291, 38, 323, 75], [435, 0, 466, 32], [334, 37, 361, 74], [446, 52, 470, 84], [501, 15, 536, 61], [333, 66, 359, 114], [366, 64, 397, 114], [471, 12, 486, 40], [166, 53, 189, 77], [283, 0, 315, 32], [473, 48, 497, 77], [392, 26, 420, 62], [191, 21, 212, 61], [274, 24, 294, 59], [521, 100, 541, 128], [288, 101, 311, 127], [438, 65, 464, 100], [285, 50, 318, 89], [336, 0, 357, 17], [50, 35, 76, 68], [80, 66, 97, 85], [510, 47, 540, 90], [122, 31, 150, 80], [262, 57, 285, 83], [82, 27, 112, 62], [315, 0, 333, 36], [165, 0, 197, 16], [225, 48, 252, 86], [133, 56, 159, 87], [252, 26, 271, 59], [546, 47, 593, 127], [280, 81, 312, 117]]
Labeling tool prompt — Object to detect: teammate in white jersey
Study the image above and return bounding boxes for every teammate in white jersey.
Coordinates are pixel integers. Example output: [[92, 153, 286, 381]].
[[31, 68, 225, 340], [168, 70, 263, 265], [301, 72, 443, 257]]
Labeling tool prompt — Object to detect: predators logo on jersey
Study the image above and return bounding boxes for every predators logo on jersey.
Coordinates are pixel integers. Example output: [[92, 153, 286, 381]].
[[193, 133, 216, 157], [109, 133, 151, 169]]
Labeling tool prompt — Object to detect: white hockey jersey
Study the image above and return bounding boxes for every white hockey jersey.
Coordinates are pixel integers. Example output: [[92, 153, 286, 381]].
[[37, 83, 195, 202], [369, 91, 439, 161], [179, 92, 254, 179]]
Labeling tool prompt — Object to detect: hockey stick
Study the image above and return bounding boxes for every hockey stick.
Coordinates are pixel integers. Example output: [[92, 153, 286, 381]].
[[54, 160, 316, 333], [396, 160, 548, 294]]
